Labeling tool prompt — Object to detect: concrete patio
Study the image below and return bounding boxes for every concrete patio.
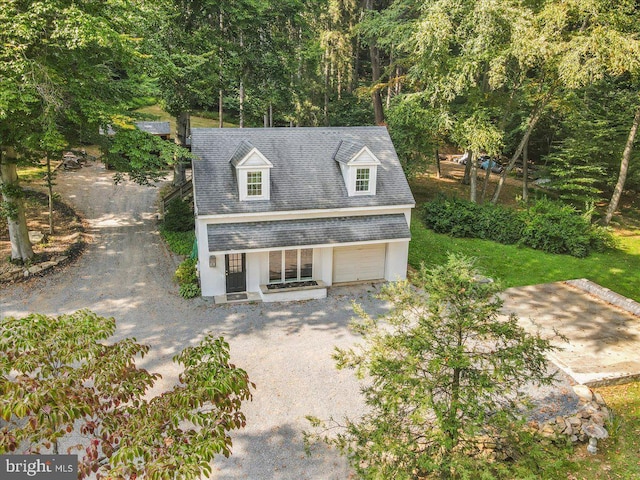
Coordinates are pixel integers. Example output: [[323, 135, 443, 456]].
[[503, 279, 640, 387]]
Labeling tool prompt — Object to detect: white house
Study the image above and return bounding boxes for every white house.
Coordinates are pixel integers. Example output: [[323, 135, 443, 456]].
[[191, 126, 415, 302]]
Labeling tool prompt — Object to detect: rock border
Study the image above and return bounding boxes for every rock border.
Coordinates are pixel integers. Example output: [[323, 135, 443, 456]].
[[477, 384, 611, 460], [566, 278, 640, 317], [536, 384, 610, 445]]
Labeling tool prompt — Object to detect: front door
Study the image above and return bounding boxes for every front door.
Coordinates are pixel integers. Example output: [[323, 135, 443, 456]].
[[225, 253, 246, 293]]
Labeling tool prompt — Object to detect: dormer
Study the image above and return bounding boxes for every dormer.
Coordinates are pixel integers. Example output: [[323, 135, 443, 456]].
[[229, 140, 273, 201], [333, 140, 381, 196]]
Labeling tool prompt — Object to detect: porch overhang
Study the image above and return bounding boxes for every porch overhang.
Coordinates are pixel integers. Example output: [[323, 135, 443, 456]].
[[206, 214, 410, 252]]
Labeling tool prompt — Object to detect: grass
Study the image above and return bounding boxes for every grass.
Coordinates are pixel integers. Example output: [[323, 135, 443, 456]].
[[135, 104, 237, 131], [15, 164, 48, 181], [409, 217, 640, 302]]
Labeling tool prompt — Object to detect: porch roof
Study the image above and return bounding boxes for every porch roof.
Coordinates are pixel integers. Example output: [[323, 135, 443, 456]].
[[207, 214, 410, 252]]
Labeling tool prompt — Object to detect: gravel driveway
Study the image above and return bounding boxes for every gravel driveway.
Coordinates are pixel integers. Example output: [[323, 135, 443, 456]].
[[0, 163, 390, 478]]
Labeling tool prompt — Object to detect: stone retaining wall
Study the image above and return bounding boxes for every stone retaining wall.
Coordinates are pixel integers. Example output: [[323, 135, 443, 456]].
[[475, 384, 610, 460], [0, 255, 70, 283]]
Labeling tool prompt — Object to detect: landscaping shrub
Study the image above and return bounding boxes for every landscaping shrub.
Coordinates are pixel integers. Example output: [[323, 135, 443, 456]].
[[423, 196, 522, 244], [520, 198, 615, 257], [160, 229, 195, 256], [422, 196, 615, 258], [175, 257, 200, 298], [164, 198, 194, 232]]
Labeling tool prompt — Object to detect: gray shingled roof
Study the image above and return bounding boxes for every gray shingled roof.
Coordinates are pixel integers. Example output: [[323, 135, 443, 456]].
[[229, 140, 255, 166], [207, 214, 410, 252], [333, 140, 366, 164], [191, 127, 415, 215], [135, 121, 171, 136]]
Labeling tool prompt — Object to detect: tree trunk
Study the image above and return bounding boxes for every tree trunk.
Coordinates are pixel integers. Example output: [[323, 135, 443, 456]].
[[365, 0, 384, 125], [491, 100, 547, 204], [239, 80, 245, 128], [469, 151, 478, 203], [219, 12, 224, 128], [324, 51, 330, 126], [435, 148, 441, 179], [462, 149, 472, 185], [522, 137, 529, 203], [0, 149, 34, 262], [604, 104, 640, 225], [218, 89, 224, 128], [46, 156, 54, 234], [480, 156, 492, 203], [369, 43, 384, 124], [386, 51, 393, 109], [269, 103, 273, 128], [173, 112, 190, 186]]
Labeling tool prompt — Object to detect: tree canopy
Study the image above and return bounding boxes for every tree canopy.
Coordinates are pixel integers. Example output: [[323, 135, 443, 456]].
[[0, 310, 254, 479]]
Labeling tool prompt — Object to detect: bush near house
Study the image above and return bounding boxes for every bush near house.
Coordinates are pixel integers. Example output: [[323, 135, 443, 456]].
[[175, 257, 200, 299], [422, 197, 616, 258], [163, 198, 194, 232]]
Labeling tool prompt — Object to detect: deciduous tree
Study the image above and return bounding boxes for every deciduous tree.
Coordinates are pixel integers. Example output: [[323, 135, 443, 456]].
[[0, 310, 253, 479], [0, 0, 143, 261]]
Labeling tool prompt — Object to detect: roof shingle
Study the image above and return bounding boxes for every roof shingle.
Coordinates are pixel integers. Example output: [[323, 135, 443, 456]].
[[191, 127, 415, 215], [207, 214, 411, 252]]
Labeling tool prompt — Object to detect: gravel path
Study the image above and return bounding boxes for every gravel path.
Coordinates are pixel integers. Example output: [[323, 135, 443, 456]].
[[0, 162, 580, 478]]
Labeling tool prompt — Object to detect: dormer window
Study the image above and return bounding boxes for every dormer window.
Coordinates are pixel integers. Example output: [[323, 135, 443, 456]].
[[334, 140, 381, 196], [247, 171, 263, 196], [355, 168, 371, 193], [229, 140, 272, 201]]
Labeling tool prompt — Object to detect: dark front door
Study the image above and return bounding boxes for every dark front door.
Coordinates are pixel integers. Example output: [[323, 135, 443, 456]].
[[225, 253, 246, 293]]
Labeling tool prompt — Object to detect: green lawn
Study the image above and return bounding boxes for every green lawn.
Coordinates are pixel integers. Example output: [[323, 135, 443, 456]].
[[135, 104, 237, 131], [409, 216, 640, 302]]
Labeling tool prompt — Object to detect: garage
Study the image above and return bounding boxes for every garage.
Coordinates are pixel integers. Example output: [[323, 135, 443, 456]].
[[333, 244, 386, 283]]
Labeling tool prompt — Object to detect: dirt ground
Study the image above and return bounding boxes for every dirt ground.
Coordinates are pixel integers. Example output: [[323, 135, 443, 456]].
[[0, 185, 87, 279], [410, 158, 536, 207]]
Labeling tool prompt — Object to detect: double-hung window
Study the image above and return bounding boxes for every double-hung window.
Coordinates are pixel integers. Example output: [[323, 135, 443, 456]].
[[355, 168, 370, 193], [246, 171, 262, 197], [269, 249, 313, 283]]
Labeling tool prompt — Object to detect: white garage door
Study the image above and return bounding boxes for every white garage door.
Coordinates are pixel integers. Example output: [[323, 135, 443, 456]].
[[333, 244, 386, 283]]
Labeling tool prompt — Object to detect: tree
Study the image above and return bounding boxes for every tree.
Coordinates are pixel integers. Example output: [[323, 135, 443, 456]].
[[605, 103, 640, 224], [105, 128, 193, 187], [0, 310, 253, 479], [0, 0, 144, 262], [308, 255, 556, 479]]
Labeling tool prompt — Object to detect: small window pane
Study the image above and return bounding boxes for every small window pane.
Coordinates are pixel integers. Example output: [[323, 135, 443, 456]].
[[285, 250, 297, 281], [300, 249, 313, 279], [356, 168, 370, 192], [247, 171, 262, 196], [269, 251, 282, 282], [228, 253, 243, 273]]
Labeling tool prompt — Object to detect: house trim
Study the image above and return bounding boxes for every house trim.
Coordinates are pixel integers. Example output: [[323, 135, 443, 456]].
[[194, 204, 415, 223]]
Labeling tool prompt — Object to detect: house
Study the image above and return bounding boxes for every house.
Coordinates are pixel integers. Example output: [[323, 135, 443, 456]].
[[133, 121, 171, 140], [191, 127, 415, 302], [100, 121, 171, 140]]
